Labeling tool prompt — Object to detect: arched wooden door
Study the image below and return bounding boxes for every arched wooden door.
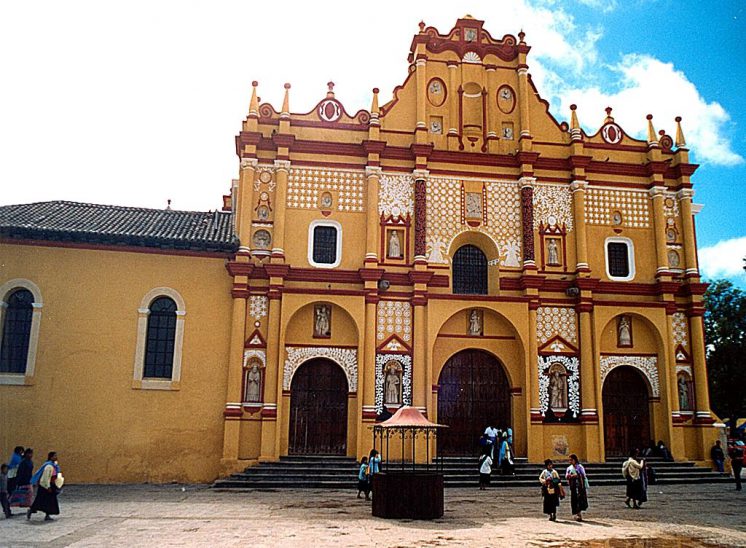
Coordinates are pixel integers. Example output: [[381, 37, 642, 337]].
[[289, 359, 348, 455], [437, 349, 511, 456], [603, 366, 651, 458]]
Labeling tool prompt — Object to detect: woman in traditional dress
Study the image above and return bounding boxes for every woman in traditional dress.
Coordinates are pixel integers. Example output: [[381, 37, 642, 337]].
[[27, 451, 62, 521], [565, 453, 589, 521], [498, 432, 515, 476], [9, 448, 34, 510], [539, 459, 561, 521], [622, 449, 645, 509], [6, 446, 24, 496]]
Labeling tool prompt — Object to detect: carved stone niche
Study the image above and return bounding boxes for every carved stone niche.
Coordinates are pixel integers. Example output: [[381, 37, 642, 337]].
[[313, 304, 332, 338]]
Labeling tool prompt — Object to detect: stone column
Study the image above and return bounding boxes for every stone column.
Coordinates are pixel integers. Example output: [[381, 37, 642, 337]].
[[447, 61, 459, 146], [237, 158, 258, 252], [260, 287, 283, 461], [649, 186, 670, 276], [221, 291, 247, 469], [365, 166, 382, 263], [688, 313, 711, 419], [415, 57, 427, 135], [664, 309, 685, 459], [570, 181, 589, 272], [413, 170, 428, 260], [272, 160, 291, 262], [527, 302, 543, 461], [578, 305, 600, 461], [520, 177, 536, 269], [677, 189, 699, 278], [516, 66, 531, 139]]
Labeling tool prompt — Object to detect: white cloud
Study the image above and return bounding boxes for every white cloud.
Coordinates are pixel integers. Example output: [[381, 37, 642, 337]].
[[699, 237, 746, 283]]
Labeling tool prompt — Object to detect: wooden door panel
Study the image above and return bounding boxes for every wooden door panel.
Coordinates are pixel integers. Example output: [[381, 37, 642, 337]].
[[603, 366, 650, 458], [289, 359, 348, 455], [437, 350, 511, 456]]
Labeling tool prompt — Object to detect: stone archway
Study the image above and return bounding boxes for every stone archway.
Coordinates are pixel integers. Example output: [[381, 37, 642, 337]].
[[437, 349, 511, 456], [288, 358, 348, 455]]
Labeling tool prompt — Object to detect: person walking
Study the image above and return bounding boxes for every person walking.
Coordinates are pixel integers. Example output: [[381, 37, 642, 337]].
[[711, 440, 725, 474], [498, 432, 515, 476], [27, 452, 62, 521], [484, 425, 498, 459], [367, 449, 381, 497], [565, 454, 589, 521], [6, 446, 24, 496], [729, 440, 744, 491], [9, 448, 34, 510], [1, 464, 12, 518], [357, 456, 370, 500], [478, 449, 492, 490], [622, 449, 645, 509], [539, 459, 562, 521]]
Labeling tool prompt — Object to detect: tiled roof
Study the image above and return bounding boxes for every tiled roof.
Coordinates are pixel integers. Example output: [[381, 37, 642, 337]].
[[0, 201, 237, 253]]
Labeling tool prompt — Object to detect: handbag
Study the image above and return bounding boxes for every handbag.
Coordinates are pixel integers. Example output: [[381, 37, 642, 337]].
[[55, 473, 65, 489], [558, 483, 566, 499]]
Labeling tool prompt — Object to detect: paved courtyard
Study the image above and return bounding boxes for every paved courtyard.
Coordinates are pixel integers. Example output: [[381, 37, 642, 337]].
[[0, 483, 744, 547]]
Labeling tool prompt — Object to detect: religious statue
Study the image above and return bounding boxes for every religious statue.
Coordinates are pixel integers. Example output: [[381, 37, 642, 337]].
[[618, 316, 632, 346], [549, 367, 568, 410], [547, 238, 560, 265], [314, 305, 331, 337], [245, 362, 262, 402], [468, 309, 482, 336], [502, 240, 520, 268], [502, 126, 514, 140], [678, 375, 690, 410], [388, 231, 402, 259], [465, 192, 482, 219], [384, 361, 402, 404]]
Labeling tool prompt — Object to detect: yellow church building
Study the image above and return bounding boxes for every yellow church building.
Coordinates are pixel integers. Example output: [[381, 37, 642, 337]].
[[0, 17, 716, 483]]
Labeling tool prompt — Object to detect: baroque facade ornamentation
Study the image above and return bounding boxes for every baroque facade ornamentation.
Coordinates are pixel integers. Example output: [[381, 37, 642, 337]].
[[414, 178, 427, 256], [425, 176, 522, 265], [537, 307, 578, 345], [538, 355, 580, 417], [374, 353, 412, 412], [283, 346, 358, 392], [600, 355, 659, 397], [243, 349, 266, 368], [672, 312, 689, 348], [520, 185, 535, 262], [378, 173, 414, 219], [533, 184, 574, 231], [585, 188, 650, 228], [376, 300, 412, 342], [249, 296, 268, 320], [287, 168, 365, 212]]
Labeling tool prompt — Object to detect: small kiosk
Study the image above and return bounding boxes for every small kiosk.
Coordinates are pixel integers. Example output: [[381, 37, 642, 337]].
[[371, 406, 447, 519]]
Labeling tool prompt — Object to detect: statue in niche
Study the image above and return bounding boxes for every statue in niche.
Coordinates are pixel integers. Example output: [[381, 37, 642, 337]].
[[549, 365, 568, 411], [678, 375, 690, 410], [257, 205, 269, 221], [547, 238, 560, 265], [384, 361, 402, 405], [502, 125, 514, 140], [465, 192, 482, 218], [502, 240, 520, 267], [314, 304, 331, 338], [388, 231, 402, 259], [617, 316, 632, 347], [245, 362, 262, 402], [468, 309, 482, 336]]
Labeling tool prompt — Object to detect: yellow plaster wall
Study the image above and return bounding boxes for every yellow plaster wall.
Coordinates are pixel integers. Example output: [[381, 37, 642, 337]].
[[0, 243, 232, 483]]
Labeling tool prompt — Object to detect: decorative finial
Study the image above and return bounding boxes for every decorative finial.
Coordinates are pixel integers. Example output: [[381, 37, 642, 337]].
[[570, 104, 581, 141], [518, 29, 526, 43], [419, 20, 425, 32], [604, 106, 614, 123], [646, 114, 658, 146], [248, 81, 259, 118], [674, 116, 687, 149], [326, 81, 335, 98], [370, 88, 380, 126], [166, 199, 172, 210], [281, 83, 291, 118]]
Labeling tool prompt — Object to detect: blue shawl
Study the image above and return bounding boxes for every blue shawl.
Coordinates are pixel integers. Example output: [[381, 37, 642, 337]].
[[7, 452, 22, 470], [31, 460, 60, 486]]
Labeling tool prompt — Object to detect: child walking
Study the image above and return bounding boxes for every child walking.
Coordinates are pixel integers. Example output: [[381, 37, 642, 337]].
[[357, 456, 370, 500], [478, 451, 493, 490], [1, 464, 11, 518], [539, 459, 562, 521]]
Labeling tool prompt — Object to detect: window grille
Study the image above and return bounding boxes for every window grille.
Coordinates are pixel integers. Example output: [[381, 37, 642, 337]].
[[0, 289, 34, 373], [607, 242, 630, 278], [143, 297, 177, 379], [312, 226, 338, 265], [452, 245, 488, 294]]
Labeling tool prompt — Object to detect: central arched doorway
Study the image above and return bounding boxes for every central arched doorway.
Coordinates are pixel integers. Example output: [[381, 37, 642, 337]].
[[289, 358, 348, 455], [602, 366, 651, 458], [437, 349, 511, 456]]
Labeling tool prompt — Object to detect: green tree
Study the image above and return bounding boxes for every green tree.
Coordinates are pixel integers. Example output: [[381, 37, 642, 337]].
[[703, 280, 746, 436]]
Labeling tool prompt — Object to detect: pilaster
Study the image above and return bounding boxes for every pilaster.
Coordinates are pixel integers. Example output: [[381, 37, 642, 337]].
[[271, 160, 291, 262]]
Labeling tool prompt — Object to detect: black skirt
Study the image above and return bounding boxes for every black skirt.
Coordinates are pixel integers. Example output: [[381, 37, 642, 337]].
[[626, 477, 644, 502], [569, 478, 588, 514], [542, 487, 560, 514], [30, 487, 59, 516]]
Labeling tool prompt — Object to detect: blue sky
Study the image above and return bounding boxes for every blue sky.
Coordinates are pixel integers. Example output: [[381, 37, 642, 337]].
[[0, 1, 743, 284]]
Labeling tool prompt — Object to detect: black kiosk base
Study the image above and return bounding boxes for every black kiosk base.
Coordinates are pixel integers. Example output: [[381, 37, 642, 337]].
[[372, 471, 444, 519]]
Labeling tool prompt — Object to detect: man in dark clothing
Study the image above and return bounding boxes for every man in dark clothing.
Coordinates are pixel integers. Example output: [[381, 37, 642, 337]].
[[729, 441, 744, 491], [711, 440, 725, 474]]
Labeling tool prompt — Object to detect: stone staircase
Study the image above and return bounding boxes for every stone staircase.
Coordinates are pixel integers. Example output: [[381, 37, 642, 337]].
[[213, 455, 731, 490]]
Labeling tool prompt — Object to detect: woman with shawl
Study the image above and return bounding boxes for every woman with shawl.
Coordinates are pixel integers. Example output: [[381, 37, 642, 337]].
[[27, 451, 62, 521], [9, 448, 34, 509], [539, 459, 562, 521], [565, 453, 589, 521]]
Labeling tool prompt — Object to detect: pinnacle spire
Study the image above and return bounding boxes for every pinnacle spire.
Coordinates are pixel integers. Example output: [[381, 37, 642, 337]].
[[674, 116, 687, 149], [370, 87, 380, 126], [646, 114, 658, 147], [281, 83, 290, 118], [569, 104, 582, 141], [248, 81, 259, 118]]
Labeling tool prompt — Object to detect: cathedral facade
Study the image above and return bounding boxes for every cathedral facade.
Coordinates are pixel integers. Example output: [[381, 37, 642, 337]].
[[0, 18, 715, 483]]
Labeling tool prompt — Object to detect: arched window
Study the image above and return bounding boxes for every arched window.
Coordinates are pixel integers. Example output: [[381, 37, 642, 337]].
[[143, 297, 177, 379], [0, 289, 34, 373], [452, 244, 488, 295], [132, 287, 186, 389]]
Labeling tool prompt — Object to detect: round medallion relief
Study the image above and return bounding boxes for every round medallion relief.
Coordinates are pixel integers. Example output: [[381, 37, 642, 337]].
[[497, 85, 516, 114], [668, 249, 680, 267], [427, 78, 446, 107], [319, 192, 333, 209], [601, 123, 623, 144], [611, 211, 623, 226], [317, 99, 342, 122], [252, 230, 272, 249], [259, 171, 272, 184]]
